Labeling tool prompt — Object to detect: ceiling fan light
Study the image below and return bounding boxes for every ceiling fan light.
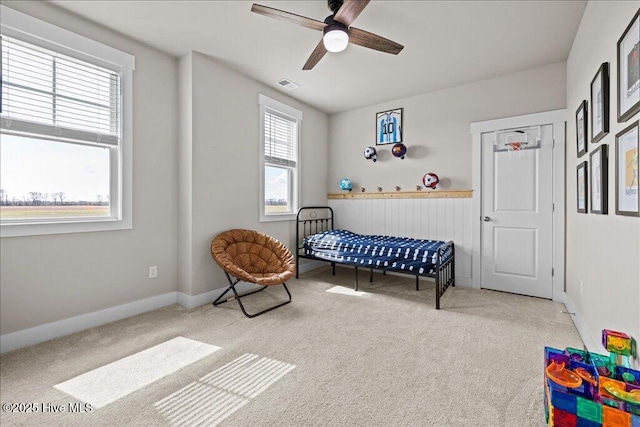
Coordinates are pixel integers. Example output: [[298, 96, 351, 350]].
[[323, 28, 349, 53]]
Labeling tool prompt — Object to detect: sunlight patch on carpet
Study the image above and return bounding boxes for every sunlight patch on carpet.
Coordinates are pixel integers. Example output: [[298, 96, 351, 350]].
[[326, 285, 368, 296], [154, 353, 295, 426], [55, 337, 220, 408]]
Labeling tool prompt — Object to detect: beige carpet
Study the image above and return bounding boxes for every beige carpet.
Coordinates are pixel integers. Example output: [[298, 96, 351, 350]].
[[0, 266, 582, 426]]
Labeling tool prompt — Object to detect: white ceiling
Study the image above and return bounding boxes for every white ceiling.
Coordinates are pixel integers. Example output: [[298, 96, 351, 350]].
[[50, 0, 587, 114]]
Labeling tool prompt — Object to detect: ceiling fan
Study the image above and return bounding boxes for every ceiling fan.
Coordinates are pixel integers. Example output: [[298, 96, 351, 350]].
[[251, 0, 404, 70]]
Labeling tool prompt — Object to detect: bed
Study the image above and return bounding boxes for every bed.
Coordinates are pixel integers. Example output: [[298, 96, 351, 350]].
[[296, 206, 455, 309]]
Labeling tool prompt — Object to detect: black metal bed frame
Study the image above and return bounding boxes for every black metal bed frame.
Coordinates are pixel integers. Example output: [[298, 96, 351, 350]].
[[295, 206, 455, 309]]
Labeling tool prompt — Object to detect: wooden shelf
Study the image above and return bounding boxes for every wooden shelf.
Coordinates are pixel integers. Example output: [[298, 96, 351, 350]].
[[327, 190, 472, 200]]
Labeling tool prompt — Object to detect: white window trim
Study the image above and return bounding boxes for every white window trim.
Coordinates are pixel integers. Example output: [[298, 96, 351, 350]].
[[258, 94, 302, 222], [0, 6, 135, 238]]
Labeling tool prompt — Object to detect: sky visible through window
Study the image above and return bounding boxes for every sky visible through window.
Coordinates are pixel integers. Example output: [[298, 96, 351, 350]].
[[0, 134, 110, 204], [265, 165, 289, 202]]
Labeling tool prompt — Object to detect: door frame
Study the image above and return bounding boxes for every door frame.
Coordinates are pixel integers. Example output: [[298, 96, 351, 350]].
[[470, 109, 567, 302]]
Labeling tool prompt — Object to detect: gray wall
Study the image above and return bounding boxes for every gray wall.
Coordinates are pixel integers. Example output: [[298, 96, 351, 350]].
[[0, 2, 179, 334], [328, 62, 567, 192], [179, 52, 329, 296], [178, 52, 193, 296], [566, 1, 640, 361]]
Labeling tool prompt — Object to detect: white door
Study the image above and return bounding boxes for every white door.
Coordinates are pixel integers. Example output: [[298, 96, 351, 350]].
[[481, 124, 554, 299]]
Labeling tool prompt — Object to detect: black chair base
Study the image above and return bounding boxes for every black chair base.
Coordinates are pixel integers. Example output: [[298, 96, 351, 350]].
[[212, 272, 292, 318]]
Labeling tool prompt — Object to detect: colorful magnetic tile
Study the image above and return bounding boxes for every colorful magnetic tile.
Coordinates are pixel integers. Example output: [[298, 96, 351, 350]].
[[571, 361, 599, 399], [617, 367, 640, 386], [577, 396, 602, 423], [552, 390, 578, 414], [631, 414, 640, 427], [554, 407, 578, 427], [547, 346, 571, 365], [602, 404, 632, 427], [567, 347, 589, 363], [577, 417, 602, 427], [592, 353, 616, 378], [600, 377, 631, 410], [603, 330, 632, 357]]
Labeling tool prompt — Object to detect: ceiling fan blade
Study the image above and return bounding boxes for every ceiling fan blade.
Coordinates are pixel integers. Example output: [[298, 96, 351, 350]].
[[334, 0, 371, 27], [303, 40, 328, 70], [348, 27, 404, 55], [251, 4, 327, 32]]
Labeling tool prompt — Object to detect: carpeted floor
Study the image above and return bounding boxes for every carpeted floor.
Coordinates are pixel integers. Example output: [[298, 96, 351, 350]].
[[0, 266, 583, 426]]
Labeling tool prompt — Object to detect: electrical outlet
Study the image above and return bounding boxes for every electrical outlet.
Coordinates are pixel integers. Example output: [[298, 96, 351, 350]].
[[579, 280, 584, 296], [149, 266, 157, 279]]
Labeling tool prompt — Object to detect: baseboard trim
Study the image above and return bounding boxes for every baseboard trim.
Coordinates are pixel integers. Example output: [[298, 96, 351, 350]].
[[177, 282, 259, 310], [176, 265, 321, 309], [297, 260, 326, 274], [563, 292, 603, 353], [452, 277, 472, 287], [0, 292, 178, 354], [0, 262, 469, 353]]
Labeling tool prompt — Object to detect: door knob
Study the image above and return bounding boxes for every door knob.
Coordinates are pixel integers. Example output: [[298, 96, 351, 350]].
[[483, 216, 491, 222]]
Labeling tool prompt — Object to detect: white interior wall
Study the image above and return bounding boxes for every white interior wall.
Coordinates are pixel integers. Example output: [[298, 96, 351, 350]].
[[326, 62, 567, 287], [328, 62, 567, 193], [328, 197, 473, 286], [4, 1, 637, 361], [0, 2, 179, 335], [180, 52, 329, 297], [565, 1, 640, 366]]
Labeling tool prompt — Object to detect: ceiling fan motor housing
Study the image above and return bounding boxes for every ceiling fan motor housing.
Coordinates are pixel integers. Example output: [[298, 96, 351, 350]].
[[328, 0, 344, 14], [323, 16, 348, 35]]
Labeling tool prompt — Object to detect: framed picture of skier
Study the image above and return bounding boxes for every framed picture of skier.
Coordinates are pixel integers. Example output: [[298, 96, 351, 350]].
[[617, 8, 640, 123], [376, 108, 402, 145]]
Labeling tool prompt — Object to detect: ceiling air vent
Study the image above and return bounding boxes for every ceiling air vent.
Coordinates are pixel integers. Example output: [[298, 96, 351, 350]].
[[276, 78, 299, 90]]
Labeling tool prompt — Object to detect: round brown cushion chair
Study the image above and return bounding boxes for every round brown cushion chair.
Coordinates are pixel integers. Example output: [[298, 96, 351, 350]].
[[210, 229, 296, 317]]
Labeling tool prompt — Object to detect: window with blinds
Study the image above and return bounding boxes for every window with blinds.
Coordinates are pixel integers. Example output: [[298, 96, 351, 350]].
[[0, 21, 132, 231], [264, 109, 297, 168], [0, 35, 121, 146], [0, 5, 134, 236], [259, 95, 301, 220]]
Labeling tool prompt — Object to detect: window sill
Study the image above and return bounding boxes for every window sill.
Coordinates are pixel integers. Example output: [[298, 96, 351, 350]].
[[1, 217, 132, 238], [259, 213, 296, 223]]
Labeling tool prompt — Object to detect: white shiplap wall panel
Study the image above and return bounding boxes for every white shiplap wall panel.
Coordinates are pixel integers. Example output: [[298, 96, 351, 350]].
[[328, 197, 473, 283]]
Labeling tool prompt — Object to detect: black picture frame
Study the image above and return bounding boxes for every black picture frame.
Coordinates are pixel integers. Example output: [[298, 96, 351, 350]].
[[590, 144, 608, 214], [591, 63, 610, 144], [577, 161, 588, 214], [617, 8, 640, 123], [576, 100, 588, 157], [375, 108, 403, 145], [615, 120, 639, 216]]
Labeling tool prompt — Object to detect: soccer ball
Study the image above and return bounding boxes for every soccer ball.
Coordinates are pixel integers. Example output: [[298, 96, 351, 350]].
[[340, 178, 353, 191], [364, 146, 377, 162], [422, 173, 439, 189], [391, 143, 407, 159]]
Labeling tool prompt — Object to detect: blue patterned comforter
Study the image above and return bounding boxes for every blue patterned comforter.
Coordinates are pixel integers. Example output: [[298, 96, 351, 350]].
[[303, 229, 451, 276]]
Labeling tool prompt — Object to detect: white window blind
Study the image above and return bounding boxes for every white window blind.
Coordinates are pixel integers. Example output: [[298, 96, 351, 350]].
[[0, 35, 121, 146], [264, 108, 297, 168]]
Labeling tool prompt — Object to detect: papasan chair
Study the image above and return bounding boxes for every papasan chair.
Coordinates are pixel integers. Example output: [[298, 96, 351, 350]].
[[211, 229, 296, 318]]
